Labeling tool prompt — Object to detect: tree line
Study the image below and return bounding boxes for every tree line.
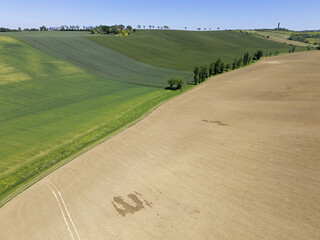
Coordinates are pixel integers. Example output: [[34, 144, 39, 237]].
[[167, 49, 280, 89], [0, 25, 134, 33], [0, 25, 94, 32], [0, 27, 20, 32], [192, 49, 277, 85], [137, 25, 169, 30], [255, 28, 290, 32], [90, 25, 135, 35], [288, 33, 320, 44]]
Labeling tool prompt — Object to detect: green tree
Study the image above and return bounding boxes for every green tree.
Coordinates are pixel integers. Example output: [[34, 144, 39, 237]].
[[253, 50, 263, 60], [220, 62, 225, 73], [236, 58, 242, 68], [200, 65, 209, 82], [176, 78, 184, 89], [40, 25, 47, 31], [168, 78, 175, 89], [209, 62, 214, 76], [243, 52, 249, 65], [193, 66, 200, 85], [167, 78, 184, 89], [226, 63, 231, 72], [232, 58, 237, 70], [214, 58, 222, 75]]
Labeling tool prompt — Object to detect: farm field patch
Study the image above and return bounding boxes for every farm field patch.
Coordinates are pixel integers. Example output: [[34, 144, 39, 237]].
[[88, 30, 308, 71], [0, 35, 185, 203], [2, 31, 191, 88]]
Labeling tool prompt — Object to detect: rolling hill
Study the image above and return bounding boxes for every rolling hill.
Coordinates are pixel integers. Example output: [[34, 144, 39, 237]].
[[88, 30, 308, 71], [0, 35, 186, 204], [0, 29, 309, 205], [7, 31, 191, 88]]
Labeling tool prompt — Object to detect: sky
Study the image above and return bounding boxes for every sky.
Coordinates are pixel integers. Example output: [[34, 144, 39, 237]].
[[1, 0, 319, 31]]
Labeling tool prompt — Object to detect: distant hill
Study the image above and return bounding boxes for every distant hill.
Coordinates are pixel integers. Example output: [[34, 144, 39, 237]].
[[87, 30, 307, 71]]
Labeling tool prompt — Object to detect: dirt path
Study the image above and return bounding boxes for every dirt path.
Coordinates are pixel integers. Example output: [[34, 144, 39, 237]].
[[0, 51, 319, 239]]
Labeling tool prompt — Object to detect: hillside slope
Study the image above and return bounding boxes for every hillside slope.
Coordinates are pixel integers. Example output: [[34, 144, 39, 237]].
[[4, 31, 191, 88], [1, 51, 319, 239], [88, 30, 307, 71], [0, 35, 184, 203]]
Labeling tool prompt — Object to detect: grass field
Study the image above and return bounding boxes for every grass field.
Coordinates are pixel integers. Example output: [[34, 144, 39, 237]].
[[3, 31, 191, 88], [88, 30, 308, 71], [0, 35, 189, 203]]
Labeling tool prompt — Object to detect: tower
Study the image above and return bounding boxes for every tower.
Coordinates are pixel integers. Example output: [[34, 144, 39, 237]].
[[278, 22, 280, 29]]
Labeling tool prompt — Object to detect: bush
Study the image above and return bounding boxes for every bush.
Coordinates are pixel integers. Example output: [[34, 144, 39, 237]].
[[167, 78, 184, 89], [253, 50, 263, 60]]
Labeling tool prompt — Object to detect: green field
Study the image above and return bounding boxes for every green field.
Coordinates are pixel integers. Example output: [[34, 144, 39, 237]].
[[88, 30, 308, 71], [0, 35, 189, 204], [242, 30, 320, 47], [242, 30, 311, 46], [4, 31, 191, 88], [0, 30, 309, 205]]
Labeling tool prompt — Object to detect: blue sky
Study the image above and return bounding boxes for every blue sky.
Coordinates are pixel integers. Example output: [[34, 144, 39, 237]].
[[1, 0, 319, 30]]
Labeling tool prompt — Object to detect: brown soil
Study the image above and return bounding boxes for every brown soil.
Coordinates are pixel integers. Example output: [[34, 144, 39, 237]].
[[0, 51, 319, 239]]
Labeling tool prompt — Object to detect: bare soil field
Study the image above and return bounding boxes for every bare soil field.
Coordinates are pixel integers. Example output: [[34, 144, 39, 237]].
[[0, 51, 319, 240]]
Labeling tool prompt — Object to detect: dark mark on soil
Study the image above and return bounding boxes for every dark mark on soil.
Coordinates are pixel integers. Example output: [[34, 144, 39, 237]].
[[112, 193, 153, 217], [202, 119, 229, 126], [144, 200, 153, 208]]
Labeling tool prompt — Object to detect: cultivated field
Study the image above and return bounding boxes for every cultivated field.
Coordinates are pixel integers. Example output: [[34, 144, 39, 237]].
[[0, 51, 319, 239], [243, 30, 320, 47], [4, 31, 191, 87], [89, 30, 308, 70], [0, 35, 189, 203], [0, 30, 303, 204], [243, 30, 311, 46]]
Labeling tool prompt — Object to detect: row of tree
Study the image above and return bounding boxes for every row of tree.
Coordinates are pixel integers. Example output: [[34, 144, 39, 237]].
[[288, 33, 320, 44], [255, 28, 290, 32], [90, 25, 135, 35], [137, 25, 169, 30], [135, 26, 224, 31], [0, 27, 19, 32], [193, 50, 267, 85], [0, 25, 96, 32]]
